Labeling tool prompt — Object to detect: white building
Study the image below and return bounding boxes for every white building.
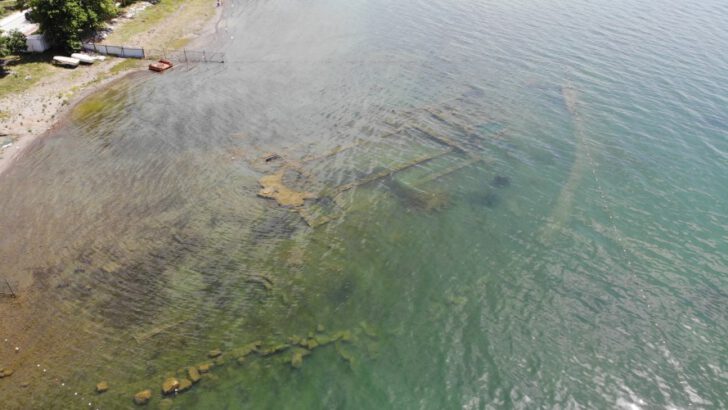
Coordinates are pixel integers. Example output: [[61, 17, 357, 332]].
[[0, 9, 52, 52]]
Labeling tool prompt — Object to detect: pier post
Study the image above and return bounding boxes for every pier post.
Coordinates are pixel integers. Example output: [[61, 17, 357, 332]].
[[4, 278, 15, 298]]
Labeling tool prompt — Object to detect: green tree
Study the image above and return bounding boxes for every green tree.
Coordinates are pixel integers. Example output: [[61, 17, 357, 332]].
[[28, 0, 117, 51], [5, 30, 27, 54], [0, 32, 9, 59]]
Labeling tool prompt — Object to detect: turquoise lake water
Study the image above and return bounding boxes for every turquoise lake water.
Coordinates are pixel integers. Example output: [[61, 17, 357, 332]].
[[1, 0, 727, 408]]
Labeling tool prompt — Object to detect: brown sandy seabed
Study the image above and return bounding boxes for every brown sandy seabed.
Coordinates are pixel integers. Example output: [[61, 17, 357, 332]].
[[0, 1, 226, 407]]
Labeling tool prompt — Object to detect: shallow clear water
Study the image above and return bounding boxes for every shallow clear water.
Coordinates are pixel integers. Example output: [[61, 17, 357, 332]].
[[1, 0, 727, 408]]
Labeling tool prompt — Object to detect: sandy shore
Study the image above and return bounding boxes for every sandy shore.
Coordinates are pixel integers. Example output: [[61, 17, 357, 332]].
[[0, 0, 223, 177]]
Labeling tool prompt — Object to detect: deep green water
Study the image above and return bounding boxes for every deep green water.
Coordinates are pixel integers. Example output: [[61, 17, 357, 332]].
[[1, 0, 727, 408]]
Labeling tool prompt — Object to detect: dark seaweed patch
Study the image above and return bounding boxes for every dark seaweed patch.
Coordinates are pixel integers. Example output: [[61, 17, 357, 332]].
[[328, 276, 356, 306], [465, 190, 499, 208], [491, 175, 511, 188]]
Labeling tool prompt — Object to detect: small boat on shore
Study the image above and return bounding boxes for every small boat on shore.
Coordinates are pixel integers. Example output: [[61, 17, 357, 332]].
[[70, 53, 96, 64], [149, 59, 173, 72], [52, 56, 80, 68]]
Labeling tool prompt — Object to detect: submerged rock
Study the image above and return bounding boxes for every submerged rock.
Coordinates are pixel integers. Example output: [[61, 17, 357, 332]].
[[291, 351, 304, 369], [491, 175, 511, 188], [133, 389, 152, 405], [187, 367, 201, 383], [314, 334, 334, 346], [359, 321, 378, 338], [96, 381, 109, 393], [159, 398, 174, 410], [290, 348, 311, 369], [335, 342, 357, 367], [198, 363, 213, 373], [332, 330, 353, 342], [258, 172, 316, 207], [0, 368, 13, 378], [446, 293, 468, 307], [259, 343, 290, 356], [467, 191, 499, 208], [177, 378, 192, 393], [208, 349, 222, 358], [161, 378, 180, 395], [316, 324, 325, 332], [232, 341, 261, 358], [385, 178, 450, 212], [304, 338, 319, 350]]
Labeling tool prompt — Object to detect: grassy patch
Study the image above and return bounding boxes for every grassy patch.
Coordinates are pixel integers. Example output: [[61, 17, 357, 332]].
[[104, 0, 215, 48], [109, 57, 143, 75], [71, 84, 124, 123], [0, 53, 60, 99]]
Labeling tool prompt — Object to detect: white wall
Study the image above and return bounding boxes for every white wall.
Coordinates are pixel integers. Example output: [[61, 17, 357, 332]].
[[26, 34, 51, 53]]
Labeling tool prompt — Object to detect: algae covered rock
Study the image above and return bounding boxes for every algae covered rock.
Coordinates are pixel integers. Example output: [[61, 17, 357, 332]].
[[161, 378, 180, 395], [177, 378, 193, 393], [232, 340, 261, 358], [332, 330, 353, 342], [96, 381, 109, 393], [208, 349, 222, 358], [198, 363, 213, 373], [231, 340, 262, 362], [314, 334, 334, 346], [290, 349, 310, 369], [133, 389, 152, 405], [291, 351, 304, 369], [187, 367, 201, 383], [317, 324, 325, 332], [304, 338, 319, 350], [259, 343, 290, 356], [359, 321, 378, 338], [335, 342, 357, 367]]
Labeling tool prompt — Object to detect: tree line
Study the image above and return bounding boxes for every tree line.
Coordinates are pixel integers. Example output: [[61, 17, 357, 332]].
[[27, 0, 147, 52]]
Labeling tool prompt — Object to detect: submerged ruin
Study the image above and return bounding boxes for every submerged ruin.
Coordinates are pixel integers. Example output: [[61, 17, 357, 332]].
[[247, 92, 510, 226]]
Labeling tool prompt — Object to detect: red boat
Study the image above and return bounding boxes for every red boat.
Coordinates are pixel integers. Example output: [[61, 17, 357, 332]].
[[149, 59, 173, 72]]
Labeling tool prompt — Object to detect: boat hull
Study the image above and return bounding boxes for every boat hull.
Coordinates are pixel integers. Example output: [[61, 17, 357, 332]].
[[149, 59, 173, 72]]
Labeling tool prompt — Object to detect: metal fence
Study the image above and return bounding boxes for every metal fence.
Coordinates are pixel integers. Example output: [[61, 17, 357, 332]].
[[144, 48, 225, 63], [83, 43, 144, 58], [81, 43, 224, 63]]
